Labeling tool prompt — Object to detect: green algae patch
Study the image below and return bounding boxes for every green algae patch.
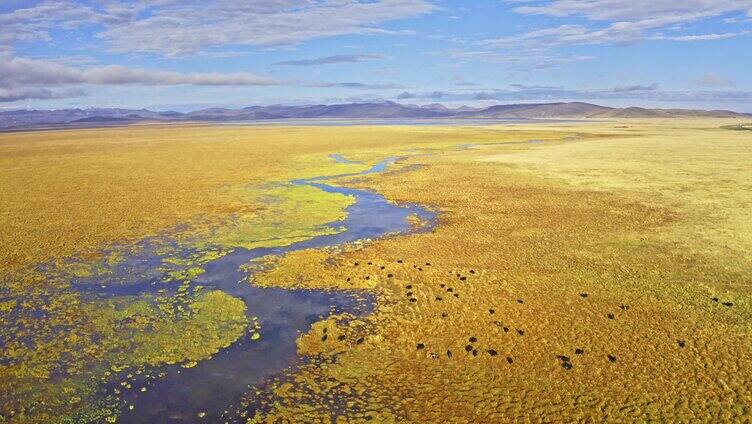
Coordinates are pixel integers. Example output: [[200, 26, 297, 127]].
[[159, 246, 234, 284], [210, 183, 355, 250], [163, 247, 230, 267], [165, 266, 205, 282], [0, 268, 249, 423], [129, 290, 248, 366]]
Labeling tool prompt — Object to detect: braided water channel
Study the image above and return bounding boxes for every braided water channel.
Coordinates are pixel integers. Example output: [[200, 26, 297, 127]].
[[70, 154, 437, 422]]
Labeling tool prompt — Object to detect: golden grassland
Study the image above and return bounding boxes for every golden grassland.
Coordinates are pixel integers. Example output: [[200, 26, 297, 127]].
[[483, 120, 752, 275], [0, 124, 559, 273], [244, 119, 752, 422], [1, 120, 751, 422], [0, 124, 566, 423]]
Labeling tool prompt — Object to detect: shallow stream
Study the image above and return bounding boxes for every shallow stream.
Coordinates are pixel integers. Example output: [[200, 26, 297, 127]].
[[71, 155, 436, 422]]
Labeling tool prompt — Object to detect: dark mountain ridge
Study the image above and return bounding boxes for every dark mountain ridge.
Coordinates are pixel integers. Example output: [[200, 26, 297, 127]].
[[1, 102, 748, 130]]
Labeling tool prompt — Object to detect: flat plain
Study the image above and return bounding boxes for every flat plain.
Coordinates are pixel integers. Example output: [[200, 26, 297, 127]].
[[1, 120, 750, 422]]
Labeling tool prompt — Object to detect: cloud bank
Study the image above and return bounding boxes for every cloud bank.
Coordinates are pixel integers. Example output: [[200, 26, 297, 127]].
[[466, 85, 752, 103], [275, 54, 385, 66], [0, 56, 281, 87], [0, 55, 402, 101], [1, 0, 436, 57], [0, 87, 85, 103], [695, 73, 736, 87], [483, 0, 752, 48]]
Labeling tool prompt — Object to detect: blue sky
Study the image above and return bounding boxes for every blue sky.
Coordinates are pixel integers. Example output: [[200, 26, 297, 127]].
[[1, 0, 751, 111]]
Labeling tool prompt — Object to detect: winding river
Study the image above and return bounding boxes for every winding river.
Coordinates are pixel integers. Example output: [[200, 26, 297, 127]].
[[72, 154, 436, 422]]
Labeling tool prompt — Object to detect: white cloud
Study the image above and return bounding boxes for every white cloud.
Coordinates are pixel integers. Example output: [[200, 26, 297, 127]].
[[613, 83, 659, 92], [0, 54, 403, 101], [467, 85, 752, 103], [382, 83, 752, 106], [652, 31, 749, 41], [483, 22, 748, 49], [0, 55, 281, 87], [0, 86, 85, 102], [511, 0, 752, 22], [0, 1, 125, 45], [0, 1, 436, 57], [109, 1, 435, 56], [695, 73, 735, 87], [487, 0, 752, 48], [310, 81, 406, 89], [275, 54, 385, 66], [438, 48, 594, 70]]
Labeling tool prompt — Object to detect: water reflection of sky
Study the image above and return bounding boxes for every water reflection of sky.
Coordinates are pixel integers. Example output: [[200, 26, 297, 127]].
[[68, 154, 436, 422]]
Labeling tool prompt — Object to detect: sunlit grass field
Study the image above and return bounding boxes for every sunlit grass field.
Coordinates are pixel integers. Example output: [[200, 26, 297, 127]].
[[1, 121, 750, 422], [0, 124, 557, 273]]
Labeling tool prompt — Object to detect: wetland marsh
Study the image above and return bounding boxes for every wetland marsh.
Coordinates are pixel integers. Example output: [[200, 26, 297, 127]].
[[1, 121, 751, 422]]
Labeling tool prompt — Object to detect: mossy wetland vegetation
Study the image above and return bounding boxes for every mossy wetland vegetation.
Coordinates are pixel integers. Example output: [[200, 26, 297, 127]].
[[1, 121, 750, 422]]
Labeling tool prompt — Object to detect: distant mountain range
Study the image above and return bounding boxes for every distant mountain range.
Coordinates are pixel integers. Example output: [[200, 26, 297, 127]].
[[1, 102, 749, 130]]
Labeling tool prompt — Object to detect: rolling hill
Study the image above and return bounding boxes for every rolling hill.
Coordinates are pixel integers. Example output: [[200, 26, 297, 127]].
[[1, 102, 748, 130]]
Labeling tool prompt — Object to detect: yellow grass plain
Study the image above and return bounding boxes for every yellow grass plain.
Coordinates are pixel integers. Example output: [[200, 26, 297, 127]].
[[1, 120, 750, 422], [0, 124, 559, 273]]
